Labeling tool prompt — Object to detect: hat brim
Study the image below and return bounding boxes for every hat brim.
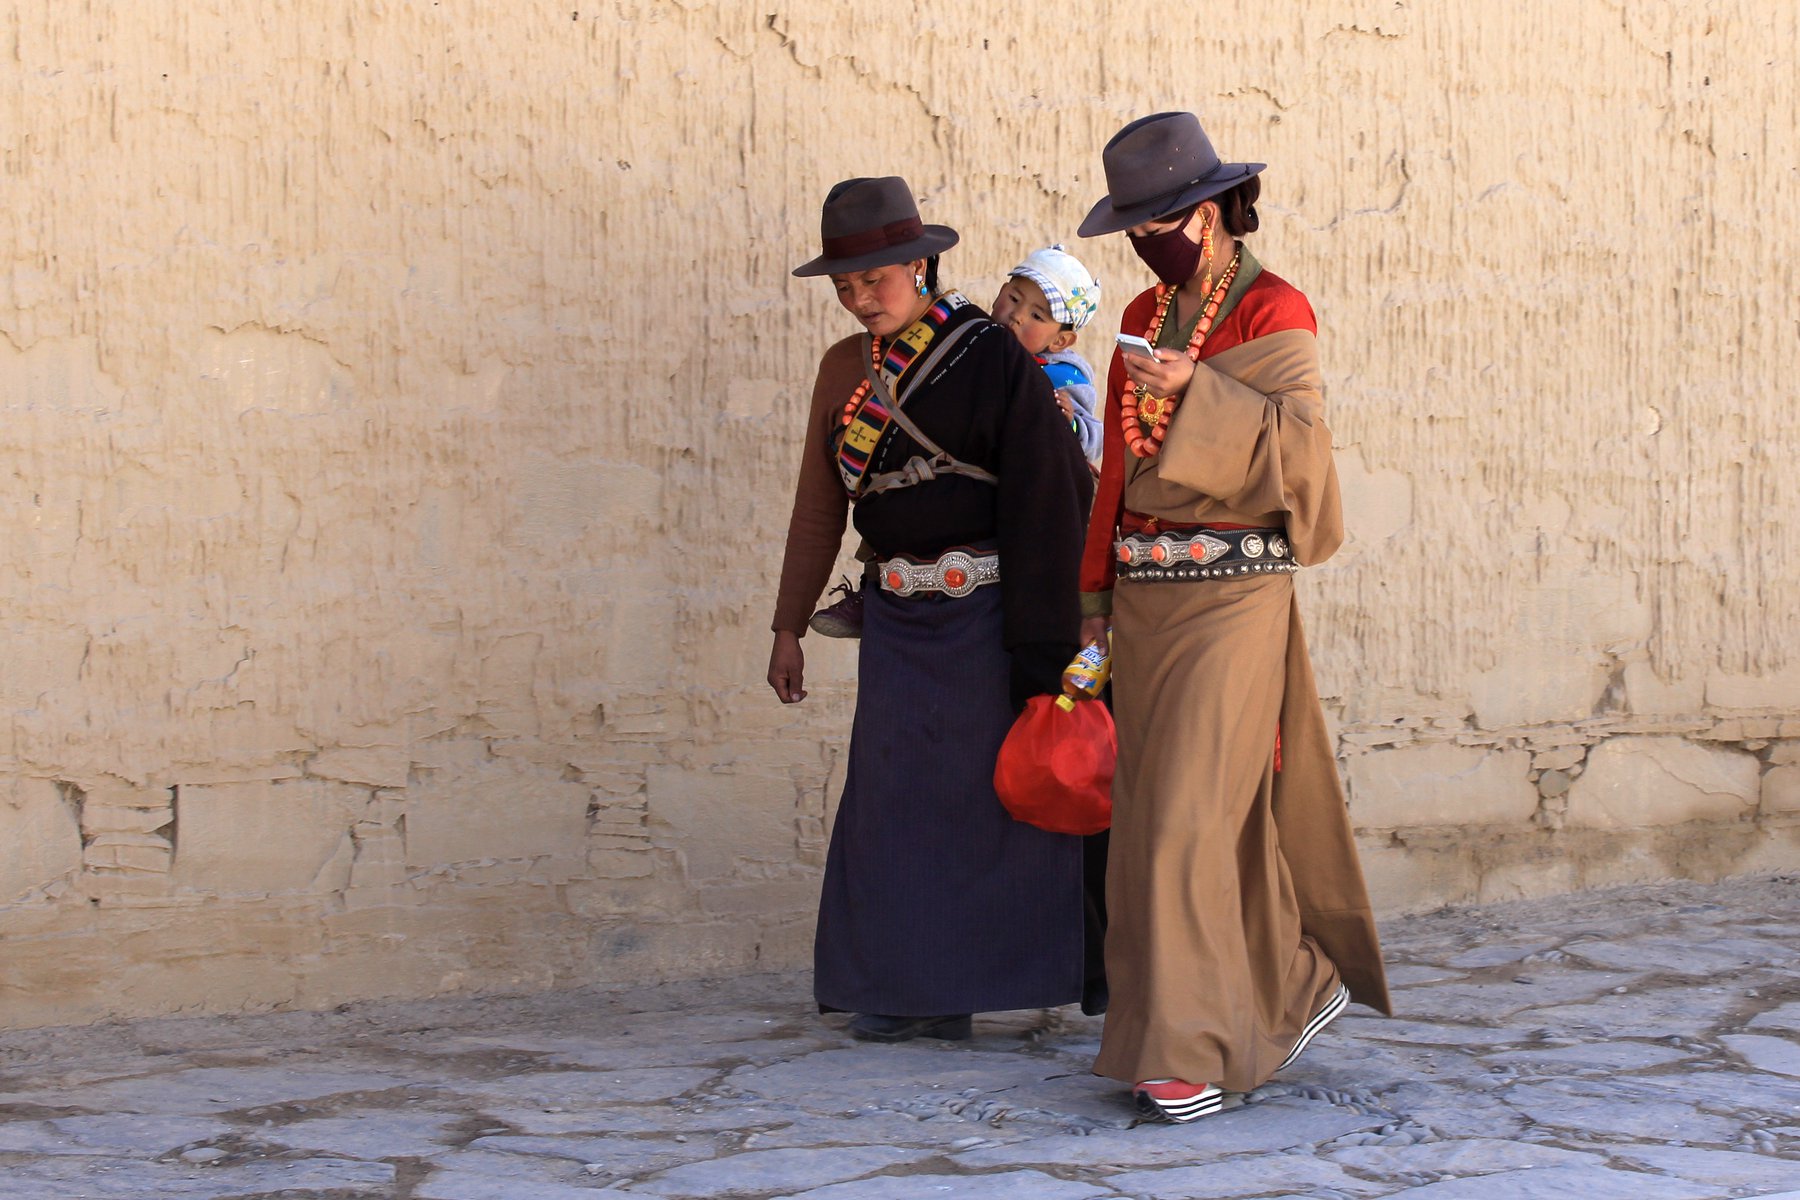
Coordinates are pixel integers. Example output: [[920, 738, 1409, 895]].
[[792, 225, 960, 278], [1076, 163, 1265, 238]]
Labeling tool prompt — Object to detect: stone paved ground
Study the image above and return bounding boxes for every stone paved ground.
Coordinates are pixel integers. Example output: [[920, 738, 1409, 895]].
[[3, 876, 1799, 1199]]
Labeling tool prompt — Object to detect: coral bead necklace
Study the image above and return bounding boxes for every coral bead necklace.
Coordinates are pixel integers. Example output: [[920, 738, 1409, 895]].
[[1120, 246, 1241, 458], [840, 335, 884, 427]]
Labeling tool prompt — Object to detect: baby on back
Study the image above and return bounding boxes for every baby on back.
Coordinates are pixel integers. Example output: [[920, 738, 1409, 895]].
[[991, 244, 1103, 474]]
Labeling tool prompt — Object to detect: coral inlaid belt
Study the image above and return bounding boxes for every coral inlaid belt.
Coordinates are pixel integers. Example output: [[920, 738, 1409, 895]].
[[1113, 525, 1295, 582], [877, 546, 1001, 598]]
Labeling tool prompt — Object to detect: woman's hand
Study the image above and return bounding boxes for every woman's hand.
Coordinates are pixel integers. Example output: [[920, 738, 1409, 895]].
[[767, 631, 807, 703], [1121, 349, 1196, 402], [1078, 614, 1110, 653], [1054, 388, 1076, 421]]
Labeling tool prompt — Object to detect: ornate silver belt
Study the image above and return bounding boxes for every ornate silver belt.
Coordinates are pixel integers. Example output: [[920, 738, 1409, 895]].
[[1114, 527, 1295, 582], [877, 547, 1001, 598]]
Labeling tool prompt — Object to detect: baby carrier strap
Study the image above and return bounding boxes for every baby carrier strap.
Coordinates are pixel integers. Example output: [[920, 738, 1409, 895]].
[[857, 321, 999, 498]]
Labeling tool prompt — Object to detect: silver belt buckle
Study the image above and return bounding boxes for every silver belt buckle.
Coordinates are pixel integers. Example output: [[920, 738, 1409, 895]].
[[881, 559, 921, 596], [935, 550, 979, 597], [1149, 532, 1230, 566], [879, 549, 998, 597]]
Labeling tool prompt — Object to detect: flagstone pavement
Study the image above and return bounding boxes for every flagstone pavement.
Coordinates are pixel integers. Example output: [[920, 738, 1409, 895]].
[[3, 875, 1799, 1199]]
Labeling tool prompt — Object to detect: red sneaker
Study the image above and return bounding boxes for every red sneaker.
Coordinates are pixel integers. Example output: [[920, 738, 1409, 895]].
[[1133, 1078, 1224, 1123]]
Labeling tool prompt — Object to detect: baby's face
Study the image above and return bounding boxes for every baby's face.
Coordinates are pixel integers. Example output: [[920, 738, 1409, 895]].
[[991, 275, 1065, 356]]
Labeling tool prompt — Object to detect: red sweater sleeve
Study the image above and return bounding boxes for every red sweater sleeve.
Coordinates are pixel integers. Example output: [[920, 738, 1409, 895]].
[[1078, 288, 1160, 603]]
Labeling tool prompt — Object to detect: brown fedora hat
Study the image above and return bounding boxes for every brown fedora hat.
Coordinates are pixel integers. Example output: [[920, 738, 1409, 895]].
[[792, 176, 960, 278], [1077, 112, 1265, 238]]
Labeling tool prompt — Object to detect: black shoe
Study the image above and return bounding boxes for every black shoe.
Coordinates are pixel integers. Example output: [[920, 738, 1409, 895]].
[[847, 1013, 972, 1043]]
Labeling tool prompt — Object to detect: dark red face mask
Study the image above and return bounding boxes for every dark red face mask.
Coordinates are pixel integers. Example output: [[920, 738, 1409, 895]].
[[1128, 220, 1204, 287]]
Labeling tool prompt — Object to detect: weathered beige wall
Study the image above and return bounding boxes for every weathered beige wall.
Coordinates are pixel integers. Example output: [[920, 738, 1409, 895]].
[[2, 1, 1795, 1028]]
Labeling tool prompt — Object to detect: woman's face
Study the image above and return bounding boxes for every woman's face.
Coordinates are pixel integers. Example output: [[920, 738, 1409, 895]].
[[830, 260, 928, 338]]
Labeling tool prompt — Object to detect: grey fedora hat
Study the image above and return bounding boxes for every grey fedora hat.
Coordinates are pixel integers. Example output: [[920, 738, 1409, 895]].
[[792, 176, 960, 277], [1077, 112, 1265, 238]]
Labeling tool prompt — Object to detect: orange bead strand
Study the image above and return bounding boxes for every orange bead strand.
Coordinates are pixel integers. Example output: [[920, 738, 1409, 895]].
[[1120, 248, 1241, 458], [841, 337, 885, 426]]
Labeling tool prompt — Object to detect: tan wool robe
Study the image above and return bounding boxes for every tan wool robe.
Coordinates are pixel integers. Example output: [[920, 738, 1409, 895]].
[[1082, 253, 1392, 1092]]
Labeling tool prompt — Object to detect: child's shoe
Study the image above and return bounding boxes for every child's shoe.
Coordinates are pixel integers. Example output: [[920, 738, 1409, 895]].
[[808, 577, 864, 639]]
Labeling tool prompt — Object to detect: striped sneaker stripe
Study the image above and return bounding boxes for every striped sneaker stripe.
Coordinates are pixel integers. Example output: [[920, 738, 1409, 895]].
[[1163, 1091, 1224, 1119], [1277, 982, 1350, 1073], [1133, 1082, 1225, 1123]]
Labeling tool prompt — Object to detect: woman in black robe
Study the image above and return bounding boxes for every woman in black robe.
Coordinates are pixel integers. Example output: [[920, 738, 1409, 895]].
[[767, 176, 1094, 1041]]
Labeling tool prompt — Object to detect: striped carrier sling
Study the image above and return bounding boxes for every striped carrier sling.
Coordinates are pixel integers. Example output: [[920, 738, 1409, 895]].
[[834, 293, 999, 500]]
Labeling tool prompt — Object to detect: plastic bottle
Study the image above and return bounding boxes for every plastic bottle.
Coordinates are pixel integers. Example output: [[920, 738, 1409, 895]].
[[1061, 630, 1113, 701]]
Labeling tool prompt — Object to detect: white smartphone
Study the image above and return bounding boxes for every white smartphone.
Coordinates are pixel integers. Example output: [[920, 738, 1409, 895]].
[[1115, 333, 1159, 361]]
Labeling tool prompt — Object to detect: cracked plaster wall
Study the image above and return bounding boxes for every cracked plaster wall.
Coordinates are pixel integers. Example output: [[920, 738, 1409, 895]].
[[1, 1, 1796, 1028]]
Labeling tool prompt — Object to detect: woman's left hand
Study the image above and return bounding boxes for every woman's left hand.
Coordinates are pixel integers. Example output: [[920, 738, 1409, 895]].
[[1122, 349, 1196, 401], [767, 631, 807, 703]]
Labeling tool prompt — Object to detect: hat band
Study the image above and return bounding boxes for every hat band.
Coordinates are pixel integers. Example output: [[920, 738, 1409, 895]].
[[1127, 167, 1234, 217], [822, 216, 925, 260]]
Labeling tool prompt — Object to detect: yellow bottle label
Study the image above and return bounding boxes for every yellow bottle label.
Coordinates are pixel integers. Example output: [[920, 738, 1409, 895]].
[[1061, 632, 1112, 699]]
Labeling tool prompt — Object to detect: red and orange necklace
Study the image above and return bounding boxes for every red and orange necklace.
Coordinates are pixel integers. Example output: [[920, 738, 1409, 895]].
[[837, 293, 964, 427], [1120, 247, 1241, 457], [840, 337, 882, 426]]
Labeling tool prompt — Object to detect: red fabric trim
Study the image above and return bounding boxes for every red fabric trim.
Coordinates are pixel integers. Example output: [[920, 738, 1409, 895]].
[[821, 216, 926, 260], [1200, 269, 1317, 359], [1079, 288, 1160, 593]]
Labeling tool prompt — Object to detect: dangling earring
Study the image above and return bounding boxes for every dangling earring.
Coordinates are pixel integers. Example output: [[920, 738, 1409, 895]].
[[1200, 220, 1216, 296], [915, 274, 928, 297]]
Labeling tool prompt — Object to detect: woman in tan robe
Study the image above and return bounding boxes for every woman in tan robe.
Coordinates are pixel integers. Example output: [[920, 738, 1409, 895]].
[[1074, 112, 1392, 1122]]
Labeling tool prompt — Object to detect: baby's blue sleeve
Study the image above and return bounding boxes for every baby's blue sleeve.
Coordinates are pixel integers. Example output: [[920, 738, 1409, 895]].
[[1041, 354, 1103, 468], [1067, 379, 1103, 466]]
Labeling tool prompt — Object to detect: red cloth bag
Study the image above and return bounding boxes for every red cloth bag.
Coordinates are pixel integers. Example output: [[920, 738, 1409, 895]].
[[993, 694, 1115, 835]]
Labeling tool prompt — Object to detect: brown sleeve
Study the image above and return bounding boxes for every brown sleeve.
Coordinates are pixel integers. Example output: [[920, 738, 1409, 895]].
[[770, 337, 862, 635], [1153, 328, 1344, 565]]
